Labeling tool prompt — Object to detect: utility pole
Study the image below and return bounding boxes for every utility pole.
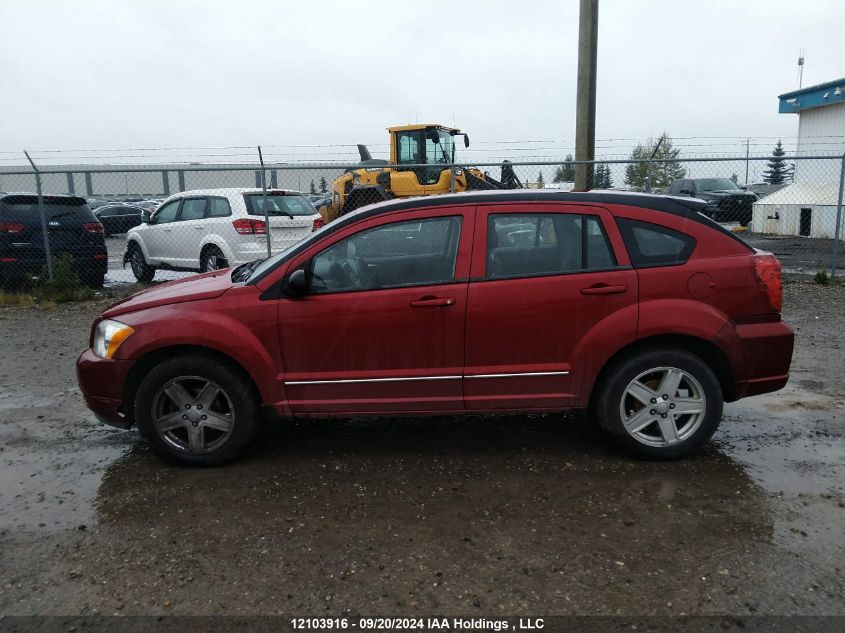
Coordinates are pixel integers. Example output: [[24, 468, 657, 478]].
[[745, 138, 750, 185], [574, 0, 599, 192]]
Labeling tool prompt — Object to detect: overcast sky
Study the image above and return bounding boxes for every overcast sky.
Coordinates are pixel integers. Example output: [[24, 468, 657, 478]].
[[1, 0, 843, 164]]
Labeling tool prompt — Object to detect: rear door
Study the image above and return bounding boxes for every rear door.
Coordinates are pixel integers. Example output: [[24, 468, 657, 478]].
[[464, 203, 638, 410], [276, 206, 473, 415]]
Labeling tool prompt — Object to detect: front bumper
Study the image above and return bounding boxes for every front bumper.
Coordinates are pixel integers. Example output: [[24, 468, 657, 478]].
[[76, 348, 135, 429]]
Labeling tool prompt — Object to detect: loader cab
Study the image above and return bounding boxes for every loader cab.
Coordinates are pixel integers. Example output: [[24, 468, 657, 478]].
[[389, 124, 465, 185]]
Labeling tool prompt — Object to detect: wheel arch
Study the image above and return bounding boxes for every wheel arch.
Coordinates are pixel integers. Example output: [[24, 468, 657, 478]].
[[121, 345, 264, 426], [588, 334, 735, 414]]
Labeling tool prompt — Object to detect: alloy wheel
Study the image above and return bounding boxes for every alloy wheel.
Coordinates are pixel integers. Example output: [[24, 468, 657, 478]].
[[151, 376, 235, 455], [618, 366, 707, 447]]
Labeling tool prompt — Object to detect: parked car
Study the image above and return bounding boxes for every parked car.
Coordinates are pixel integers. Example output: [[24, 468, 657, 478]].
[[134, 199, 162, 211], [1, 193, 107, 287], [94, 203, 145, 235], [667, 178, 758, 226], [123, 188, 323, 282], [78, 190, 793, 466]]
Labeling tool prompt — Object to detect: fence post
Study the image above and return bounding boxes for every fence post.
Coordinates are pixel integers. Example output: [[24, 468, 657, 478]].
[[161, 171, 170, 197], [84, 172, 93, 197], [257, 146, 272, 258], [177, 171, 186, 192], [449, 164, 455, 193], [830, 153, 845, 278], [23, 151, 53, 282], [66, 172, 75, 195]]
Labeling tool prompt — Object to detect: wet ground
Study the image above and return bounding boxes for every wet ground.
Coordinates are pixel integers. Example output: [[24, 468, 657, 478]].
[[0, 282, 843, 618]]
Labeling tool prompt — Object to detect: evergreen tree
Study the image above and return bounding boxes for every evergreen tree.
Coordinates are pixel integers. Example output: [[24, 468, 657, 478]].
[[763, 140, 789, 185], [595, 163, 613, 188], [537, 170, 545, 188], [553, 154, 576, 182], [319, 176, 328, 193], [309, 180, 317, 195], [624, 133, 686, 190]]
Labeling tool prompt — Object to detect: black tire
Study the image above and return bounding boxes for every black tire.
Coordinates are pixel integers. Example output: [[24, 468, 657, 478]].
[[200, 246, 228, 272], [129, 244, 155, 282], [592, 348, 723, 460], [133, 354, 260, 466]]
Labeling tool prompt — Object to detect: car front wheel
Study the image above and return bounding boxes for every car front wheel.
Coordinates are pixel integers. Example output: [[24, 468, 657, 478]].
[[133, 355, 260, 466], [593, 349, 723, 460], [201, 246, 228, 272], [129, 245, 155, 282]]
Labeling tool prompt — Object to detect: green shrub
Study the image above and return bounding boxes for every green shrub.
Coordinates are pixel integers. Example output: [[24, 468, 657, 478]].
[[32, 254, 94, 303]]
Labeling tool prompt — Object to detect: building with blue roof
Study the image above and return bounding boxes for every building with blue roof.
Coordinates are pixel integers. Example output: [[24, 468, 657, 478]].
[[752, 77, 845, 239]]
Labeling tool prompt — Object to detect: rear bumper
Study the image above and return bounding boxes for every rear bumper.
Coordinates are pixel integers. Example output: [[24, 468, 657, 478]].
[[0, 252, 107, 279], [714, 319, 794, 401], [76, 348, 135, 429]]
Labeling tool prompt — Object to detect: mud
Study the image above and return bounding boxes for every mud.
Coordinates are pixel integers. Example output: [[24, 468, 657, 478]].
[[0, 281, 843, 617]]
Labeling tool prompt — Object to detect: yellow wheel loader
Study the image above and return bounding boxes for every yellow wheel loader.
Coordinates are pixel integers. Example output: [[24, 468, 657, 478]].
[[319, 124, 522, 223]]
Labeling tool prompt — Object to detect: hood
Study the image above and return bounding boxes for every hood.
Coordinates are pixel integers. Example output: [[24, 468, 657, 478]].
[[697, 190, 756, 200], [102, 270, 234, 318]]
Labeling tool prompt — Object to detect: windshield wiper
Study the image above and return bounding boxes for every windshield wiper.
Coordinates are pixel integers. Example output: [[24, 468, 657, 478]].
[[231, 259, 263, 283]]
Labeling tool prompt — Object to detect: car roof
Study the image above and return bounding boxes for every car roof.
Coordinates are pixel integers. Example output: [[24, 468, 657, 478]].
[[166, 188, 305, 198]]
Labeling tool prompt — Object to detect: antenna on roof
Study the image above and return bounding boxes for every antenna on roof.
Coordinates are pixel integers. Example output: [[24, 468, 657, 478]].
[[797, 49, 805, 89]]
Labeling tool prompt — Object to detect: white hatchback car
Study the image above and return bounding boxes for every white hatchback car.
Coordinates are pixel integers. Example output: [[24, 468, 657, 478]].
[[124, 188, 322, 281]]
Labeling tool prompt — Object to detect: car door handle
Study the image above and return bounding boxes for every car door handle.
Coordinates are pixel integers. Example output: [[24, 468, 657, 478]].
[[193, 225, 205, 230], [163, 228, 172, 232], [410, 297, 456, 308], [580, 284, 628, 295]]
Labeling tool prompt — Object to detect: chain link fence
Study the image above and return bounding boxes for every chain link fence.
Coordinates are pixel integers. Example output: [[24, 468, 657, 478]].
[[1, 155, 842, 289]]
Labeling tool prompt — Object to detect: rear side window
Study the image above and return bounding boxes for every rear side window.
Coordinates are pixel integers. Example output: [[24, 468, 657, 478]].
[[616, 218, 696, 268], [244, 193, 315, 216], [486, 213, 616, 279], [207, 197, 232, 218]]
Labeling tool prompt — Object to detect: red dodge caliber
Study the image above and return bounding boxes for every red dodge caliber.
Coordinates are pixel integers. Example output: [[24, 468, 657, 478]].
[[77, 191, 794, 466]]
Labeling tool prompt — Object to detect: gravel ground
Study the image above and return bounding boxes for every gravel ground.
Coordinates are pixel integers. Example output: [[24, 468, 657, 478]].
[[0, 281, 843, 620]]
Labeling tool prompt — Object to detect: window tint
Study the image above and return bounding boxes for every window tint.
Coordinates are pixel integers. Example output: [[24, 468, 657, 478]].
[[207, 197, 231, 218], [179, 198, 207, 221], [152, 200, 179, 224], [310, 216, 462, 294], [616, 218, 696, 267], [486, 213, 616, 278], [244, 193, 315, 217], [97, 207, 116, 217]]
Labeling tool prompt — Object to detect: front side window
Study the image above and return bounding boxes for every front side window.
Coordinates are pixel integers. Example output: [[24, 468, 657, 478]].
[[179, 198, 207, 221], [152, 200, 180, 224], [616, 218, 696, 267], [310, 216, 462, 293], [486, 213, 616, 278]]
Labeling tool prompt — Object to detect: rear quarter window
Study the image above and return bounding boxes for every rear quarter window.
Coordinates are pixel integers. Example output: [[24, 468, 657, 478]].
[[244, 194, 316, 217], [616, 218, 696, 268]]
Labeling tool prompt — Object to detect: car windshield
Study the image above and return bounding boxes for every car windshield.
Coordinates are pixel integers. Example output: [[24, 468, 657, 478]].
[[696, 178, 740, 192], [243, 193, 315, 216]]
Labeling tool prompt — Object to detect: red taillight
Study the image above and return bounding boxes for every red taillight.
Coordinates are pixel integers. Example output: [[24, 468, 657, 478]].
[[0, 257, 17, 262], [83, 222, 104, 234], [94, 253, 107, 260], [0, 222, 26, 234], [311, 218, 325, 232], [753, 253, 783, 313], [232, 218, 267, 235]]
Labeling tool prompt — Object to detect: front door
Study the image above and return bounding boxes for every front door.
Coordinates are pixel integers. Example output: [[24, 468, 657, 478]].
[[276, 207, 474, 415], [464, 203, 638, 410]]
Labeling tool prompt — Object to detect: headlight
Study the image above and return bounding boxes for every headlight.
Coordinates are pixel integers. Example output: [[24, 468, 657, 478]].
[[92, 319, 135, 359]]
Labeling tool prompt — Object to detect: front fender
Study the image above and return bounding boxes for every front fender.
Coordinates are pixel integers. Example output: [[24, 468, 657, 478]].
[[115, 296, 284, 408]]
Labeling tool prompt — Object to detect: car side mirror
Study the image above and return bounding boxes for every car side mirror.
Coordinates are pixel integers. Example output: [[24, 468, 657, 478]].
[[463, 134, 470, 148], [142, 210, 152, 223], [285, 268, 309, 297]]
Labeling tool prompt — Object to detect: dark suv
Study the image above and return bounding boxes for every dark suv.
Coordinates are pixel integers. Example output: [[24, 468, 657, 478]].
[[667, 178, 757, 227], [0, 194, 107, 287]]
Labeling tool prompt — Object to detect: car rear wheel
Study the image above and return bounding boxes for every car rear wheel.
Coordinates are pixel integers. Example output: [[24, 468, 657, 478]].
[[201, 246, 228, 272], [134, 355, 260, 466], [129, 245, 155, 282], [593, 348, 722, 460]]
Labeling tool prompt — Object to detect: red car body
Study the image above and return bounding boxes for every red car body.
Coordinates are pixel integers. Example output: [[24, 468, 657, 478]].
[[77, 191, 793, 461]]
